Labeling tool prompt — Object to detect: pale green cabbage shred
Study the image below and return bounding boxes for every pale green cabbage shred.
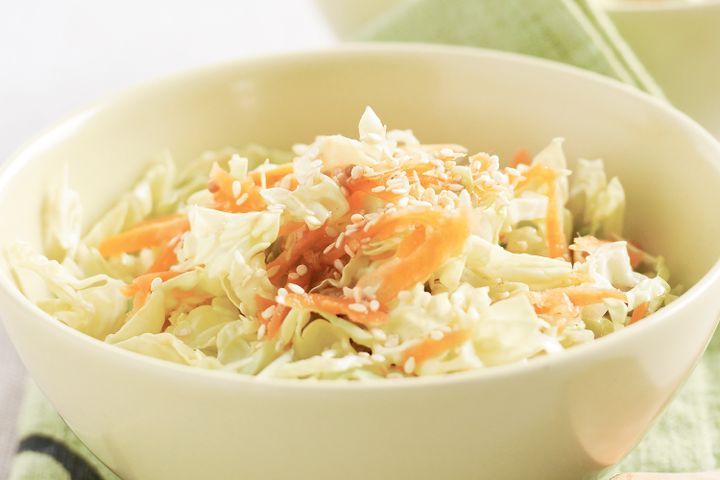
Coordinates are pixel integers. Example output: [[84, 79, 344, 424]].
[[8, 108, 674, 380]]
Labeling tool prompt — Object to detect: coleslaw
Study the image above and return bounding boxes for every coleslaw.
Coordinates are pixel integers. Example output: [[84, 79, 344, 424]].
[[8, 107, 675, 379]]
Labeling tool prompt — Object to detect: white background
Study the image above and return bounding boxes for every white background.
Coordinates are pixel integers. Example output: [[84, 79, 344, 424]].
[[0, 1, 336, 476]]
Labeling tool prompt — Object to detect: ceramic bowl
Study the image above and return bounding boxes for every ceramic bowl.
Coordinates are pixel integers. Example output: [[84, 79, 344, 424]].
[[1, 45, 720, 480]]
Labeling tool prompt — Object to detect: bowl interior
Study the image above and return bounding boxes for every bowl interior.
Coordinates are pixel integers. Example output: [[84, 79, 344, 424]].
[[1, 45, 719, 298]]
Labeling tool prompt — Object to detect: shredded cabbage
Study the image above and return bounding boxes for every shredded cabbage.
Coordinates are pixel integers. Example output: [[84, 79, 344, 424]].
[[7, 108, 674, 379]]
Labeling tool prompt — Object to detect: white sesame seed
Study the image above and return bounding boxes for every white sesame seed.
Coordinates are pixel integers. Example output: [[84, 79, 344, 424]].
[[344, 245, 354, 257], [369, 299, 380, 312], [350, 165, 364, 179], [335, 232, 345, 248], [333, 259, 344, 271], [288, 272, 299, 280], [370, 185, 386, 193], [397, 197, 409, 207], [306, 215, 322, 227], [448, 183, 464, 191], [352, 287, 362, 302], [322, 243, 335, 254], [231, 180, 242, 198], [261, 305, 276, 320], [363, 286, 377, 298], [287, 283, 305, 294], [403, 356, 416, 374], [371, 353, 386, 363], [150, 277, 163, 291], [277, 287, 288, 297], [343, 287, 354, 297], [257, 324, 267, 340], [371, 328, 387, 341], [296, 264, 308, 276], [235, 192, 249, 206], [349, 303, 368, 313], [430, 330, 444, 341], [350, 213, 364, 224]]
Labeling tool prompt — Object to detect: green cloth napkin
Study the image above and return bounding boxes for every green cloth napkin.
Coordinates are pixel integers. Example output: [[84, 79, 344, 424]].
[[8, 1, 710, 479]]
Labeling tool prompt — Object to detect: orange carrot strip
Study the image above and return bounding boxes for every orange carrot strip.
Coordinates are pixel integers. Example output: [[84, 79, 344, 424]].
[[545, 178, 567, 260], [209, 163, 266, 213], [510, 149, 531, 168], [146, 237, 181, 273], [248, 163, 294, 187], [357, 208, 470, 304], [122, 271, 181, 297], [401, 329, 471, 365], [629, 302, 649, 325], [530, 287, 626, 315], [282, 293, 387, 326], [99, 215, 189, 258], [268, 225, 330, 286], [266, 304, 290, 339]]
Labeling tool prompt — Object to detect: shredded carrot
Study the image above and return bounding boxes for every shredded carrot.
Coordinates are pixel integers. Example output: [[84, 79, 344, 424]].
[[209, 163, 266, 213], [357, 208, 470, 304], [99, 214, 189, 258], [282, 293, 387, 326], [510, 149, 531, 168], [248, 163, 295, 187], [266, 304, 290, 339], [122, 271, 180, 298], [267, 225, 331, 286], [515, 164, 567, 260], [122, 270, 181, 313], [531, 286, 626, 315], [146, 236, 181, 273], [401, 329, 471, 366], [629, 302, 649, 325], [571, 235, 645, 268]]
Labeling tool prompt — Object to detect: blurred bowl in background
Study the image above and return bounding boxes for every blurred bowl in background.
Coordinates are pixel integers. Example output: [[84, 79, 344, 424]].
[[599, 0, 720, 138]]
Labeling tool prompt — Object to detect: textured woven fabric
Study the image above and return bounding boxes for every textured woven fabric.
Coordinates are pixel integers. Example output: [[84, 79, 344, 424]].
[[9, 1, 712, 478]]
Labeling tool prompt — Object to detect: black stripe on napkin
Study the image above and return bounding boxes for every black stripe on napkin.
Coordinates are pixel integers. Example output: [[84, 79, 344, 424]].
[[17, 434, 102, 480]]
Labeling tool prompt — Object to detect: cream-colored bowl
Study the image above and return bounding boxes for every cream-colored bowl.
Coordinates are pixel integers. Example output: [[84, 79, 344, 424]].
[[1, 45, 720, 480]]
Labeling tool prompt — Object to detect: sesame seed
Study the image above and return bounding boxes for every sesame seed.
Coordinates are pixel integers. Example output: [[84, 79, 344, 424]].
[[261, 305, 276, 319], [350, 213, 364, 224], [403, 356, 416, 374], [397, 197, 409, 207], [369, 299, 380, 312], [352, 287, 362, 302], [231, 180, 242, 198], [306, 215, 322, 227], [430, 330, 444, 341], [343, 287, 354, 297], [371, 328, 387, 341], [257, 324, 267, 339], [287, 283, 305, 294], [288, 272, 299, 280], [350, 165, 364, 179], [150, 277, 163, 291], [344, 244, 354, 257], [333, 259, 344, 271], [370, 185, 386, 193], [235, 192, 249, 206], [349, 303, 368, 313], [296, 264, 308, 276], [335, 232, 345, 248], [322, 243, 335, 254], [371, 353, 386, 362], [277, 287, 288, 297]]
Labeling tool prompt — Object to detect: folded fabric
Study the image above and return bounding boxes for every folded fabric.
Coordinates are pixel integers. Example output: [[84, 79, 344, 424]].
[[9, 1, 700, 479]]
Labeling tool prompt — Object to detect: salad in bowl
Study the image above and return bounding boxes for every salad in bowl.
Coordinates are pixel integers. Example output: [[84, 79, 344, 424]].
[[8, 107, 673, 379]]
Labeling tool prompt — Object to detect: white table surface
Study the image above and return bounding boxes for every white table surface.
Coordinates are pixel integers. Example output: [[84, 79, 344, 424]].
[[0, 1, 335, 476]]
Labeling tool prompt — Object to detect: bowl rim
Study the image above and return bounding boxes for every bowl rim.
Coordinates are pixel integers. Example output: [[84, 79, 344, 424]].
[[1, 42, 720, 391]]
